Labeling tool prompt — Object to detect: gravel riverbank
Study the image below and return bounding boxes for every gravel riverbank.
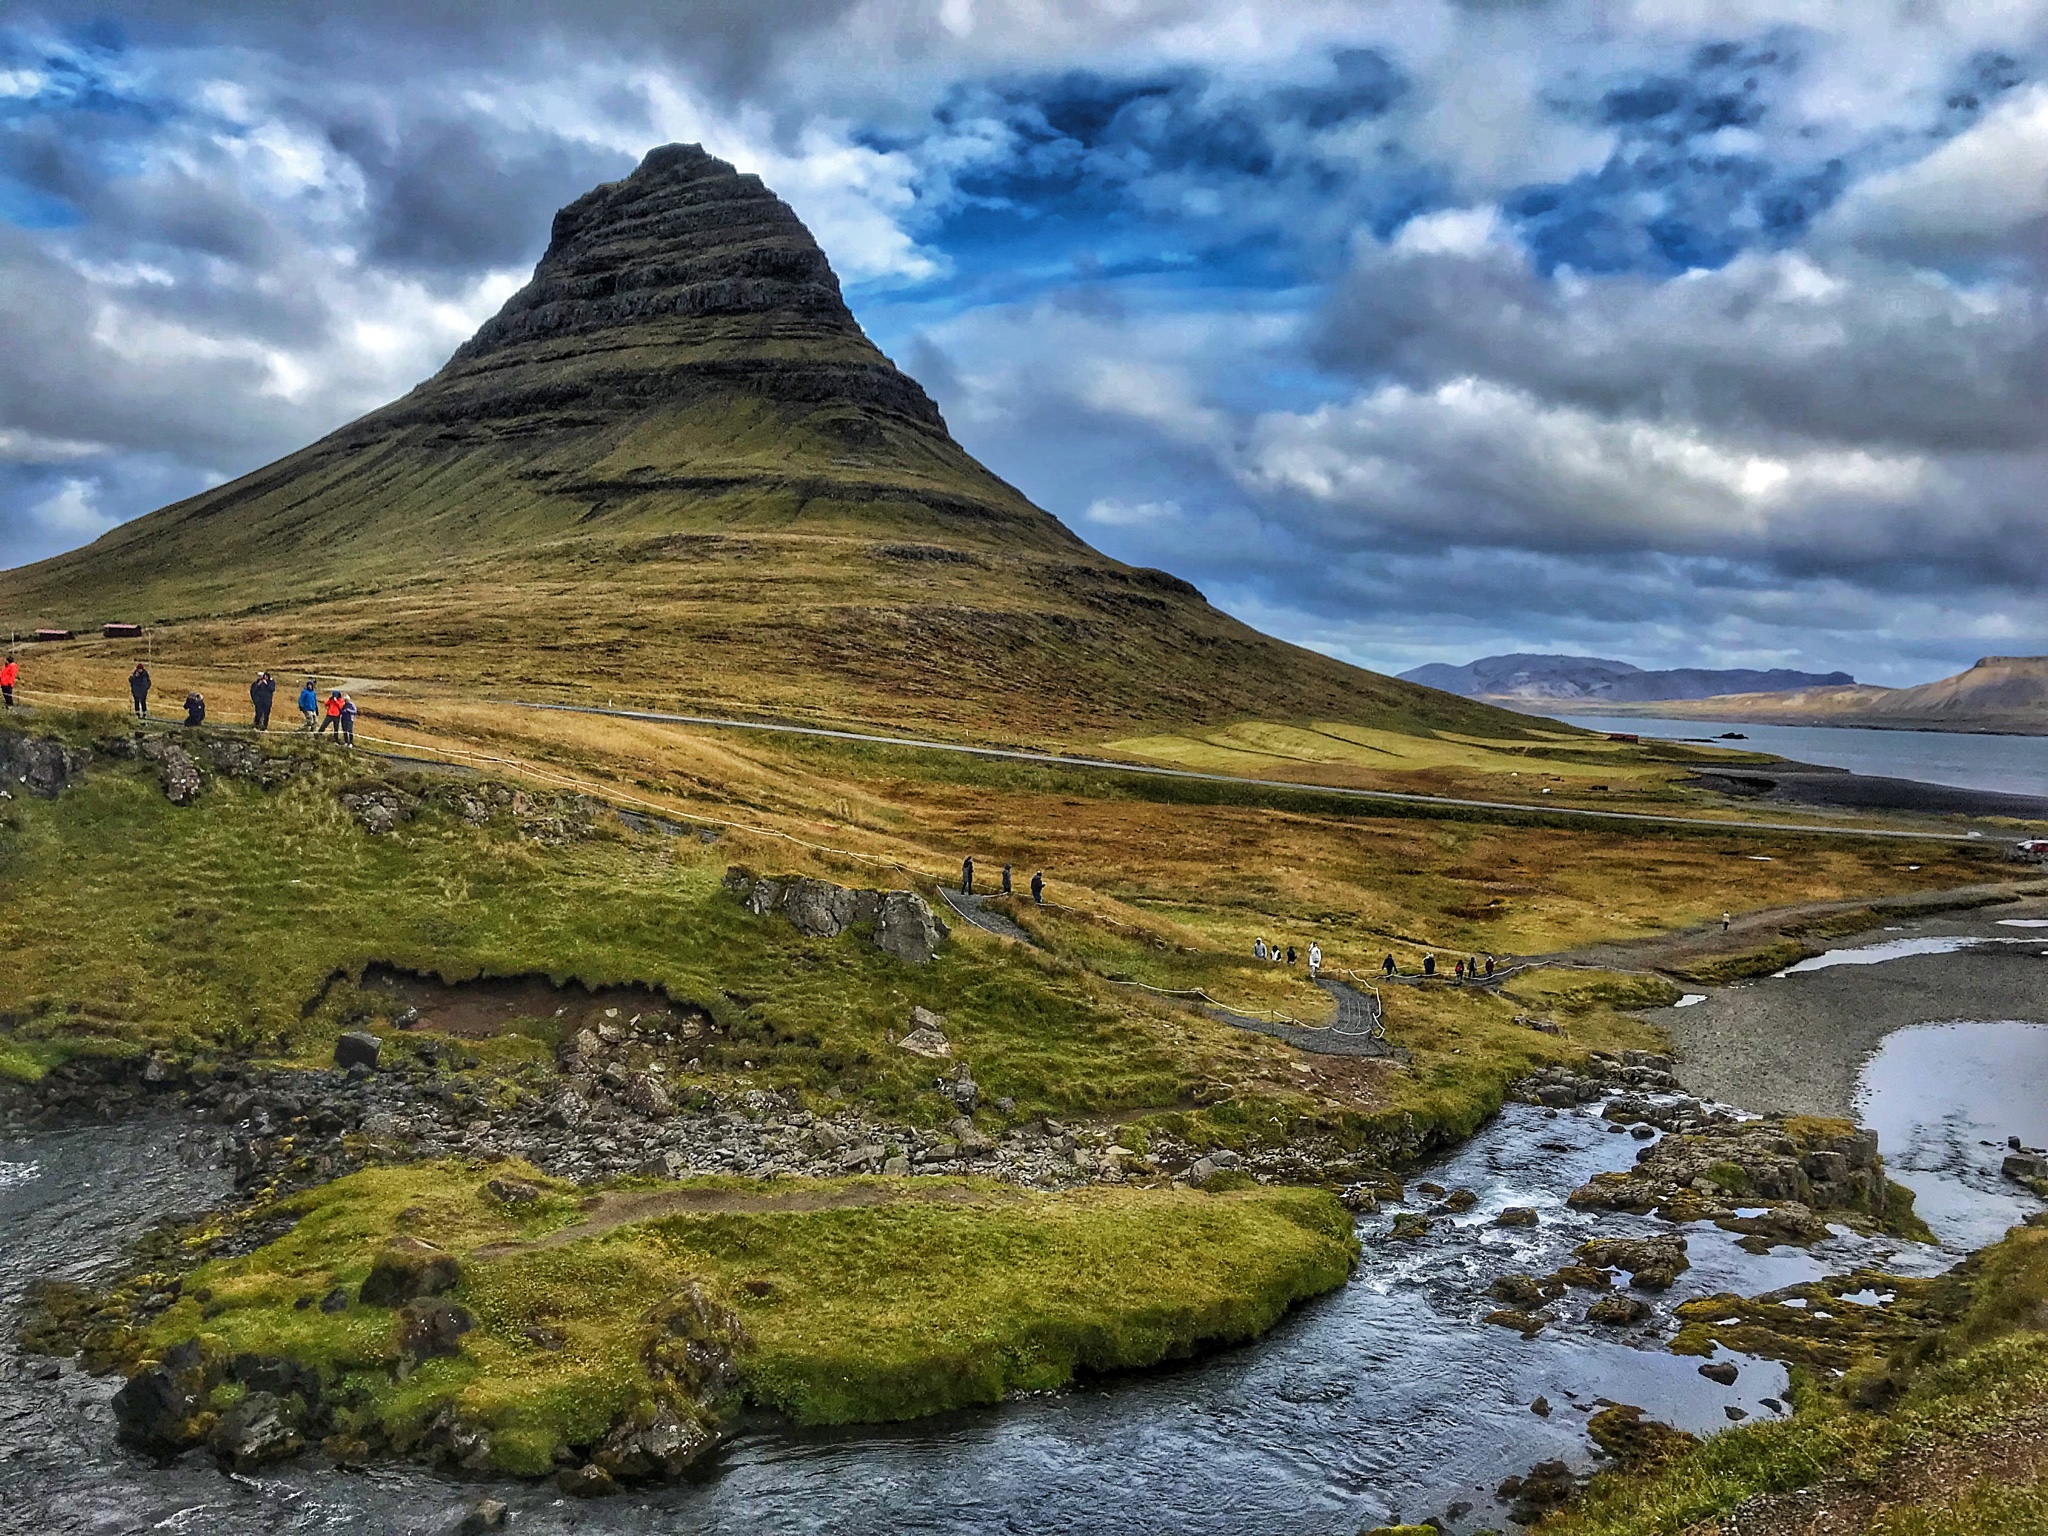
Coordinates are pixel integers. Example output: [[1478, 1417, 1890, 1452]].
[[1646, 896, 2048, 1117]]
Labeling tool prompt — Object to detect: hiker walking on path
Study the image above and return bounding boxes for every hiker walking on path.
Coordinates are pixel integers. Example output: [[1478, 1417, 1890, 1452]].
[[1454, 958, 1465, 981], [1485, 955, 1496, 979], [961, 856, 974, 895], [1722, 912, 1731, 933], [1001, 863, 1012, 895], [1308, 942, 1322, 978], [183, 691, 205, 727], [1030, 871, 1044, 906], [1423, 954, 1436, 977], [1382, 954, 1395, 977], [0, 655, 15, 709], [316, 690, 343, 739], [129, 662, 151, 717], [1286, 945, 1297, 966], [250, 671, 275, 730], [1253, 938, 1269, 961], [338, 693, 357, 747], [297, 679, 318, 731]]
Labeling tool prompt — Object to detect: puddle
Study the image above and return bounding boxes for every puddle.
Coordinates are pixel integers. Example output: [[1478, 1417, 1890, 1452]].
[[1776, 936, 2044, 975], [358, 964, 709, 1041], [1855, 1019, 2048, 1252], [1997, 919, 2048, 929], [1673, 994, 1707, 1008]]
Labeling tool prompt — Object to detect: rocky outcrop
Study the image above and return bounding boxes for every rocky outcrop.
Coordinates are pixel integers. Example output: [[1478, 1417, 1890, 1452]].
[[0, 726, 86, 798], [359, 1237, 462, 1306], [1567, 1114, 1915, 1243], [725, 867, 948, 963]]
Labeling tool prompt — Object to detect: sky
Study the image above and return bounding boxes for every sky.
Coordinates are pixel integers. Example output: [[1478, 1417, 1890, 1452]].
[[1, 3, 2045, 686]]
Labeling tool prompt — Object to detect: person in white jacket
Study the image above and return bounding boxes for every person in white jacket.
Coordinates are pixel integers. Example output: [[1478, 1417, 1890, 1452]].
[[1307, 942, 1322, 978]]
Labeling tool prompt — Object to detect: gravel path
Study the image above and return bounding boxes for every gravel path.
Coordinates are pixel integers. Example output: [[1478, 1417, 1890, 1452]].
[[938, 887, 1034, 943]]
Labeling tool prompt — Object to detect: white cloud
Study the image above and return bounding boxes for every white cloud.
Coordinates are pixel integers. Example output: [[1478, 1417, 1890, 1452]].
[[30, 478, 116, 539], [1084, 496, 1181, 525]]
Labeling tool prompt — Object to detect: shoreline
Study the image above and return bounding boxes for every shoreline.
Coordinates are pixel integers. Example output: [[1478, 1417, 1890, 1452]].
[[1644, 895, 2048, 1120]]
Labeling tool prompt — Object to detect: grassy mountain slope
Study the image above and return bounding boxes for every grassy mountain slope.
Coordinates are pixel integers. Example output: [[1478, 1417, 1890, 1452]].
[[0, 143, 1534, 745]]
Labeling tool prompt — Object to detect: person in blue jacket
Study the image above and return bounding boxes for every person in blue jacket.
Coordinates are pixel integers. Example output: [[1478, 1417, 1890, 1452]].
[[297, 679, 318, 731]]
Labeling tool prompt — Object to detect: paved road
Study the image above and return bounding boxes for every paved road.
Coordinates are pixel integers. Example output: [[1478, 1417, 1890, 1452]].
[[518, 701, 1999, 844]]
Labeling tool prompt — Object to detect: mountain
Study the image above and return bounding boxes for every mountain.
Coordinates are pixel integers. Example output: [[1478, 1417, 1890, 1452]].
[[1400, 653, 1856, 705], [1586, 656, 2048, 736], [0, 144, 1532, 744]]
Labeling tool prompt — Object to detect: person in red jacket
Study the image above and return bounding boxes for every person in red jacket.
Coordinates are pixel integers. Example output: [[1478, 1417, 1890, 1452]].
[[0, 654, 15, 709], [316, 690, 343, 740]]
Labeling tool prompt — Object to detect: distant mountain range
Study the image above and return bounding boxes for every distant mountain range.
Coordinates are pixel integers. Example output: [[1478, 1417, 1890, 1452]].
[[1402, 653, 2048, 736], [1399, 654, 1855, 704]]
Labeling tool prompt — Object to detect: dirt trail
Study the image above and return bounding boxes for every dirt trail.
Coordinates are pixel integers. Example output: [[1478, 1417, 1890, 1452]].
[[475, 1179, 1010, 1258], [1536, 877, 2048, 978]]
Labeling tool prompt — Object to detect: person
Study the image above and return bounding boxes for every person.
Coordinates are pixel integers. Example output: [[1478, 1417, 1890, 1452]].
[[297, 678, 318, 731], [0, 654, 15, 709], [1001, 863, 1012, 895], [1308, 941, 1322, 978], [337, 693, 357, 747], [961, 856, 974, 895], [250, 671, 275, 730], [130, 662, 151, 717], [1382, 954, 1395, 977], [1485, 955, 1496, 979], [1286, 945, 1297, 966], [317, 690, 343, 739], [183, 690, 205, 727], [1454, 958, 1465, 980], [1423, 954, 1436, 977], [1253, 938, 1268, 961], [1030, 871, 1044, 906], [1722, 912, 1731, 933]]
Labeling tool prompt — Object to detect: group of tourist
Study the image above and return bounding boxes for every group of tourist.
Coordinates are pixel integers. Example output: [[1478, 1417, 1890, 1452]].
[[1251, 937, 1324, 977], [1377, 951, 1500, 983], [122, 663, 357, 744], [960, 856, 1045, 906]]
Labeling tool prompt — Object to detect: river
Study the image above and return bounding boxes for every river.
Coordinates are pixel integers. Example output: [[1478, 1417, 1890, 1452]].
[[1549, 714, 2047, 799], [4, 960, 2044, 1535]]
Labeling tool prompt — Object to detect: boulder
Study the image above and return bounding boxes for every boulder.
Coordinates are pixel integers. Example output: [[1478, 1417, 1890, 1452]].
[[593, 1401, 717, 1482], [207, 1390, 304, 1472], [1699, 1360, 1740, 1385], [783, 878, 858, 938], [896, 1027, 951, 1059], [111, 1337, 224, 1454], [625, 1073, 675, 1120], [1490, 1274, 1547, 1308], [1575, 1234, 1691, 1291], [455, 1497, 511, 1533], [359, 1237, 462, 1306], [873, 890, 947, 964], [1388, 1213, 1432, 1241], [334, 1032, 382, 1070], [1494, 1206, 1539, 1227], [486, 1177, 543, 1206], [546, 1088, 589, 1129], [337, 783, 416, 834], [139, 738, 204, 805], [0, 727, 86, 798], [1585, 1294, 1653, 1326], [398, 1298, 475, 1361]]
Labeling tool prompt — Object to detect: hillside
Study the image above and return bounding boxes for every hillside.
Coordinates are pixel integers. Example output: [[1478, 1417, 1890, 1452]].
[[0, 144, 1532, 746], [1401, 653, 1855, 704], [1547, 656, 2048, 736]]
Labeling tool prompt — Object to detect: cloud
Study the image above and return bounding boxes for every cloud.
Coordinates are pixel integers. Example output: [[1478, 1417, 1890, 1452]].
[[0, 2, 2045, 684]]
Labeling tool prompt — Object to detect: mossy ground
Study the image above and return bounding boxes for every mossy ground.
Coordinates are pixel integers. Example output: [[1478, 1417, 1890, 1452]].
[[104, 1161, 1355, 1472], [1547, 1221, 2048, 1536]]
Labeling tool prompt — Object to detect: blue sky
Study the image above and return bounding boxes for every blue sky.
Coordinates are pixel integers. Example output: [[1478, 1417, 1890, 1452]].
[[1, 3, 2045, 685]]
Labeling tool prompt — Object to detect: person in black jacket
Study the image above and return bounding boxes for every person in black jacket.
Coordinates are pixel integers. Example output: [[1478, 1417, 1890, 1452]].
[[129, 663, 151, 717], [250, 671, 275, 730], [183, 691, 205, 727], [961, 856, 974, 895], [1030, 871, 1044, 905]]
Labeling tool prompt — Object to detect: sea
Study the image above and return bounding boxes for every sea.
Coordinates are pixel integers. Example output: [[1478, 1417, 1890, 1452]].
[[1548, 714, 2047, 800]]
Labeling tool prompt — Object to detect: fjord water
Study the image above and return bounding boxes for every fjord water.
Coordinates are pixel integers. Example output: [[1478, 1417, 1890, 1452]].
[[1552, 714, 2047, 798]]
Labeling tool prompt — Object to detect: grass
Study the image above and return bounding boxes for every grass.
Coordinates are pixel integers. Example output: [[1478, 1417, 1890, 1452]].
[[101, 1160, 1357, 1471], [1548, 1220, 2048, 1536]]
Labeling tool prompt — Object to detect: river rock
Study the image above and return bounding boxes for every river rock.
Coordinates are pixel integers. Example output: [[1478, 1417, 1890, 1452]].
[[360, 1237, 462, 1306], [1388, 1213, 1432, 1241], [1576, 1234, 1690, 1291], [1494, 1206, 1538, 1226], [1489, 1274, 1548, 1308], [208, 1389, 305, 1472], [398, 1298, 476, 1361], [1699, 1360, 1740, 1385], [111, 1337, 225, 1453], [1585, 1294, 1653, 1326], [1485, 1307, 1551, 1337], [1586, 1404, 1699, 1468], [594, 1401, 717, 1481], [334, 1032, 383, 1070], [1498, 1460, 1579, 1526], [455, 1497, 511, 1533]]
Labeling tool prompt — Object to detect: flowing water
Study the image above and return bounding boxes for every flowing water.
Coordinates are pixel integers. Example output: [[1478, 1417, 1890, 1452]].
[[3, 1021, 2044, 1534]]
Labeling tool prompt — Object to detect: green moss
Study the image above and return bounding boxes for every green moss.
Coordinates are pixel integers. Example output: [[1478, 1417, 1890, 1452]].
[[128, 1160, 1357, 1466]]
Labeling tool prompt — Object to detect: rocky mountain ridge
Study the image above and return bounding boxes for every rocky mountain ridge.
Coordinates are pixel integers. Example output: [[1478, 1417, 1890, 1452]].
[[1401, 653, 1856, 704]]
